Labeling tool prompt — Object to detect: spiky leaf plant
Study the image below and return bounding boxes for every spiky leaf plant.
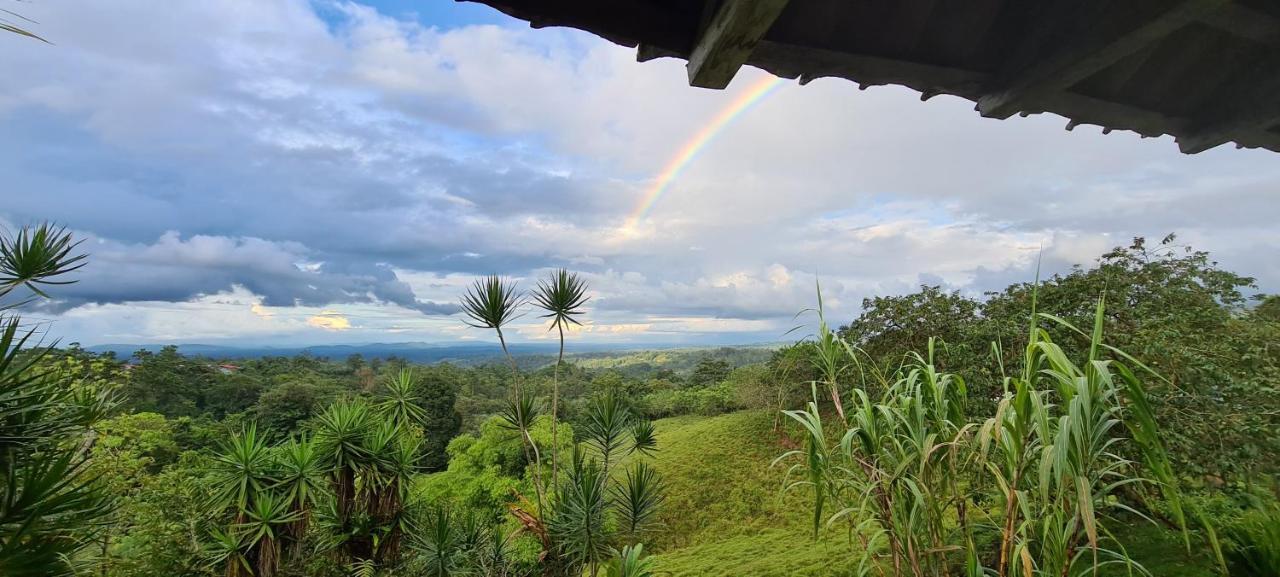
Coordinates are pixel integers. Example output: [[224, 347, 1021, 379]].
[[613, 462, 665, 537], [583, 392, 633, 477], [549, 449, 613, 577], [379, 369, 427, 431], [211, 425, 274, 516], [531, 269, 590, 485], [235, 491, 301, 577], [272, 436, 325, 558], [460, 275, 524, 387], [416, 506, 462, 577], [628, 420, 657, 457], [0, 224, 117, 577], [0, 4, 49, 42], [602, 543, 657, 577], [0, 224, 85, 302]]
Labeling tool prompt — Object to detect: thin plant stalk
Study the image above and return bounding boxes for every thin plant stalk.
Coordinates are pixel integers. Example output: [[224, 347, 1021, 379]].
[[531, 269, 590, 489]]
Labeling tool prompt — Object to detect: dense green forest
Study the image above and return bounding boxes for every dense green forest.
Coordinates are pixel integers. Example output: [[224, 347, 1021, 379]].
[[2, 226, 1278, 577]]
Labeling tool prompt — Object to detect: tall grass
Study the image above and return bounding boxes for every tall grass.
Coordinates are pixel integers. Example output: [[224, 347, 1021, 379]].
[[779, 291, 1215, 577]]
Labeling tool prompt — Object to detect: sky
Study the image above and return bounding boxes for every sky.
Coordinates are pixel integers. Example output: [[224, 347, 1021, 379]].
[[1, 0, 1277, 347]]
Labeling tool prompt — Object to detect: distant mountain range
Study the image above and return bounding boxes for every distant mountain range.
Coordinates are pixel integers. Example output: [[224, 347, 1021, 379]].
[[83, 341, 753, 364]]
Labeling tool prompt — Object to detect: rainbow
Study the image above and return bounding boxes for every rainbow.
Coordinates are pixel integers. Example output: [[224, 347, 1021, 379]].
[[624, 75, 785, 230]]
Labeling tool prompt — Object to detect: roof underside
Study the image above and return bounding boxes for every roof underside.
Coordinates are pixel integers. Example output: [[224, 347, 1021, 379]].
[[461, 0, 1280, 154]]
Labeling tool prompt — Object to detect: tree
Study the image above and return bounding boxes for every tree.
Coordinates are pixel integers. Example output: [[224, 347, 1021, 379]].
[[416, 366, 463, 472], [688, 357, 731, 388], [251, 381, 328, 436], [123, 346, 216, 417]]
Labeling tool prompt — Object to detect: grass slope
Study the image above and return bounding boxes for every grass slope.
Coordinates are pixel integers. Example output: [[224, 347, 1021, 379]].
[[642, 411, 1218, 577], [642, 411, 863, 576]]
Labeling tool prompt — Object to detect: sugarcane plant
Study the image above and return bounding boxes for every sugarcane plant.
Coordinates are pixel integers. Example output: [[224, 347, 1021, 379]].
[[779, 286, 1217, 577]]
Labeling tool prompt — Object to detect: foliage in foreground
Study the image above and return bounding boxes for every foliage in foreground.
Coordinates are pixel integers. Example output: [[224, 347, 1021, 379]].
[[781, 288, 1218, 577], [1225, 504, 1280, 577], [0, 224, 116, 576]]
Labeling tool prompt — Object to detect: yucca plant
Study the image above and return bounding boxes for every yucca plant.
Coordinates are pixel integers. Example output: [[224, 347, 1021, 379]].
[[0, 223, 85, 303], [211, 425, 274, 518], [0, 3, 48, 42], [379, 369, 427, 431], [582, 392, 633, 477], [461, 275, 551, 517], [613, 462, 665, 537], [602, 543, 657, 577], [235, 491, 301, 577], [531, 269, 590, 487], [460, 275, 525, 390], [314, 399, 372, 526], [549, 449, 613, 577], [272, 436, 325, 559], [363, 421, 422, 565], [628, 420, 657, 457], [416, 506, 462, 577], [500, 390, 548, 512], [0, 224, 116, 577]]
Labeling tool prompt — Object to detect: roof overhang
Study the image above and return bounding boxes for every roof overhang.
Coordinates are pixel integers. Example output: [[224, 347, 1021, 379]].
[[461, 0, 1280, 154]]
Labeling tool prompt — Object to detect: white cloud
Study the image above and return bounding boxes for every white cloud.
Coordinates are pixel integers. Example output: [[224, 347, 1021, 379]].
[[1, 0, 1276, 346]]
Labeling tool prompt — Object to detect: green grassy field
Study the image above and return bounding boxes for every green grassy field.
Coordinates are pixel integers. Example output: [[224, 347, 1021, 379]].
[[641, 411, 1219, 577], [638, 411, 864, 576]]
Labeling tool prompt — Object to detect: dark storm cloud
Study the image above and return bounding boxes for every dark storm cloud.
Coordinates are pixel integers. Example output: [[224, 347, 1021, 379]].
[[25, 232, 458, 315]]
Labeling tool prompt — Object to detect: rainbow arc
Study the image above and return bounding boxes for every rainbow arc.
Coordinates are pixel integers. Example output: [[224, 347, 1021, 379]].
[[624, 75, 785, 230]]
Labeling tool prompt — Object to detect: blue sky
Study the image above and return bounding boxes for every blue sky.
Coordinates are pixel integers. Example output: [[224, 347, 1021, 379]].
[[2, 0, 1277, 347]]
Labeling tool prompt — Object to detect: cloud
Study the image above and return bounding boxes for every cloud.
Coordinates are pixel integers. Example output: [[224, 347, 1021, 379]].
[[0, 0, 1276, 346], [307, 311, 353, 331], [29, 231, 457, 316]]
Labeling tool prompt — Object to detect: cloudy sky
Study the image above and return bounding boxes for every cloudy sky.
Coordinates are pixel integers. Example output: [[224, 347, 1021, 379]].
[[2, 1, 1277, 347]]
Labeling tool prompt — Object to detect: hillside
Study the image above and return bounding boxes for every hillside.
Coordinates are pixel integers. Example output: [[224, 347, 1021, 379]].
[[640, 411, 863, 576], [641, 411, 1220, 577]]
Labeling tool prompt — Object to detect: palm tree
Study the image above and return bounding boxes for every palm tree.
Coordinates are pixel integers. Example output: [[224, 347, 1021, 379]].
[[530, 269, 589, 487]]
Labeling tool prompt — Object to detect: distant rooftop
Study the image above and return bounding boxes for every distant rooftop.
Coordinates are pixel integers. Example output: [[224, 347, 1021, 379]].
[[462, 0, 1280, 154]]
